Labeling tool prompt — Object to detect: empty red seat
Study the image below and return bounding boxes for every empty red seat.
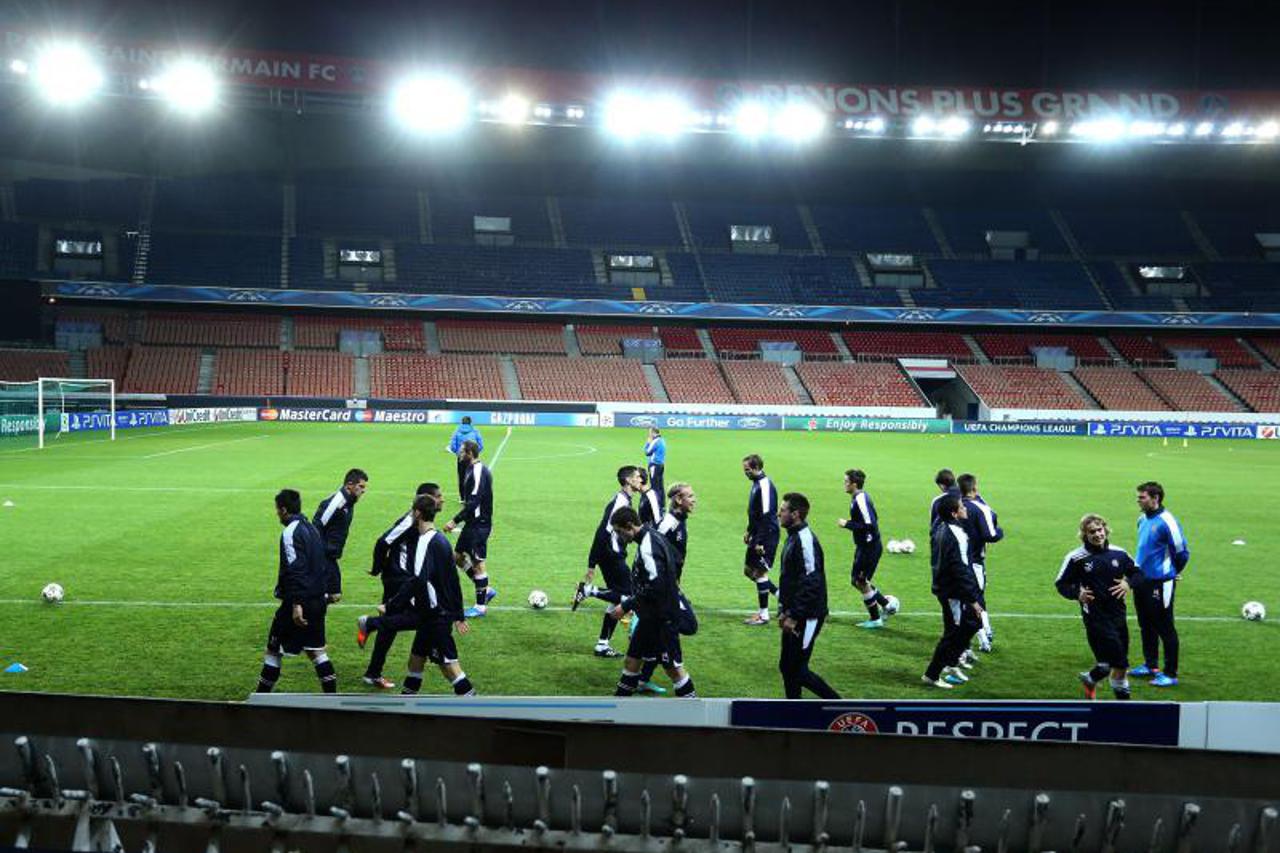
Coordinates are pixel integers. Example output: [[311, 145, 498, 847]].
[[797, 362, 926, 406], [656, 360, 734, 403], [515, 357, 653, 402], [956, 365, 1087, 410]]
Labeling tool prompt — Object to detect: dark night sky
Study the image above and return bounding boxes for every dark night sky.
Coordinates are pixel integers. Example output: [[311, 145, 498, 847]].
[[4, 0, 1280, 90]]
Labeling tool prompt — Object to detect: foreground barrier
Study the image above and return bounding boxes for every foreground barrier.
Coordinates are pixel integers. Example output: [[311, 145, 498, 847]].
[[0, 693, 1277, 852]]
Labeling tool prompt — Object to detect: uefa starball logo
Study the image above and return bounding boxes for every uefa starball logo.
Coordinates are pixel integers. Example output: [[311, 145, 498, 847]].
[[828, 712, 879, 734]]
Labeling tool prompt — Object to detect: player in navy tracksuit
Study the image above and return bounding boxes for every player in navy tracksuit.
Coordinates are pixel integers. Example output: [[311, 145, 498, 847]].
[[574, 466, 645, 657], [923, 494, 983, 689], [777, 493, 841, 699], [638, 468, 665, 526], [1055, 513, 1143, 700], [742, 454, 780, 626], [256, 489, 336, 694], [1132, 481, 1190, 687], [361, 482, 443, 689], [608, 507, 698, 699], [443, 441, 497, 618], [929, 468, 960, 530], [448, 417, 483, 500], [838, 468, 894, 628], [643, 427, 666, 501], [634, 482, 700, 695], [357, 494, 475, 697], [312, 468, 369, 603], [959, 473, 1003, 652]]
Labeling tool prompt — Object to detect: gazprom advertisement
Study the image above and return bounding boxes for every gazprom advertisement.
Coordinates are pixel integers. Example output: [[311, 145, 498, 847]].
[[63, 409, 170, 432], [730, 700, 1181, 746]]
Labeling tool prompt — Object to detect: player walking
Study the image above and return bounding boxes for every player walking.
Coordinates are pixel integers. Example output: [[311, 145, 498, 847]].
[[313, 468, 369, 605], [959, 473, 1002, 652], [573, 465, 645, 657], [443, 440, 496, 618], [448, 417, 483, 499], [922, 494, 982, 689], [837, 468, 894, 629], [776, 493, 841, 699], [742, 454, 780, 626]]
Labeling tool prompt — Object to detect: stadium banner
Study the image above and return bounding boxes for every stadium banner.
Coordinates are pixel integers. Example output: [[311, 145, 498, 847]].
[[167, 407, 259, 425], [48, 281, 1280, 332], [784, 416, 951, 433], [8, 27, 1280, 122], [1087, 421, 1261, 439], [953, 421, 1088, 436], [1257, 425, 1280, 439], [256, 407, 598, 427], [63, 409, 169, 432], [426, 410, 600, 427], [0, 414, 40, 438], [729, 700, 1181, 747], [612, 413, 784, 431]]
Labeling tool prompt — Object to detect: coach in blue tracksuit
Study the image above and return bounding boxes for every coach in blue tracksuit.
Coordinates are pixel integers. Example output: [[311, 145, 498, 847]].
[[1132, 481, 1190, 687], [448, 417, 484, 500], [643, 427, 667, 502]]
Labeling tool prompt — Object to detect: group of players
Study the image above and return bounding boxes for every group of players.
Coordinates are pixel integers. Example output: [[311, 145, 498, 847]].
[[253, 419, 1191, 701]]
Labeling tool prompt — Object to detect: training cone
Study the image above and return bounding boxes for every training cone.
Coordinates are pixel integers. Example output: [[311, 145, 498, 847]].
[[4, 663, 28, 674]]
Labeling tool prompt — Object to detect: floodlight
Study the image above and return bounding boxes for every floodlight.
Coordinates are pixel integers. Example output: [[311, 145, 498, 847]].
[[533, 104, 553, 119], [940, 116, 971, 136], [1222, 122, 1246, 138], [603, 92, 647, 139], [773, 102, 827, 141], [1193, 121, 1214, 137], [1166, 122, 1187, 137], [492, 93, 530, 124], [912, 115, 935, 135], [731, 101, 771, 139], [566, 106, 586, 120], [844, 119, 855, 130], [9, 58, 28, 75], [1039, 120, 1059, 135], [1070, 118, 1125, 141], [32, 43, 103, 106], [144, 60, 219, 115], [390, 75, 471, 133], [649, 95, 695, 138], [1257, 121, 1279, 140], [1128, 120, 1166, 137], [864, 116, 886, 133]]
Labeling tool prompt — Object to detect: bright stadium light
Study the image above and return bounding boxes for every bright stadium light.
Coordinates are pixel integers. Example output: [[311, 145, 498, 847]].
[[864, 116, 886, 133], [649, 95, 695, 138], [1128, 120, 1166, 138], [940, 116, 971, 137], [1257, 121, 1279, 140], [1070, 118, 1125, 142], [773, 102, 827, 141], [1193, 121, 1214, 137], [1166, 122, 1187, 137], [390, 75, 471, 134], [491, 93, 530, 124], [1039, 120, 1059, 135], [143, 60, 219, 115], [912, 115, 935, 135], [731, 100, 771, 139], [32, 43, 103, 106], [603, 92, 647, 139], [9, 58, 28, 75], [1222, 121, 1246, 138]]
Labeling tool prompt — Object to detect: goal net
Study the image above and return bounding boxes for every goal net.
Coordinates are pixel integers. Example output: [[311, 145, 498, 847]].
[[0, 378, 117, 449]]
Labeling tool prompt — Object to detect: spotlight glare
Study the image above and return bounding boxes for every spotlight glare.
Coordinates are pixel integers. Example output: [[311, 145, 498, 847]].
[[390, 75, 471, 133], [32, 43, 103, 106], [1040, 120, 1059, 135], [1222, 121, 1246, 138], [493, 93, 530, 124], [865, 116, 886, 133], [1072, 118, 1125, 141], [1194, 121, 1214, 137], [1257, 121, 1279, 140], [1166, 122, 1187, 137], [940, 116, 971, 137], [533, 104, 553, 119], [912, 115, 935, 135], [147, 59, 219, 115], [773, 102, 827, 142], [9, 58, 28, 75], [649, 95, 695, 138], [732, 100, 772, 139]]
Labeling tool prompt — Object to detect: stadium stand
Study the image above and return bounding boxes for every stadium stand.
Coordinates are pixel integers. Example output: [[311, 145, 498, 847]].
[[284, 351, 353, 397], [1138, 369, 1241, 412], [921, 260, 1105, 309], [142, 312, 279, 347], [659, 253, 714, 302], [56, 307, 130, 344], [575, 324, 654, 355], [295, 180, 419, 239], [213, 348, 284, 396], [1088, 262, 1179, 312], [797, 361, 927, 406], [1072, 366, 1171, 411], [1187, 204, 1280, 258], [1247, 336, 1280, 367], [86, 346, 128, 386], [14, 177, 143, 225], [656, 326, 706, 356], [719, 361, 801, 404], [1158, 335, 1258, 367], [1216, 369, 1280, 412], [0, 348, 71, 381], [708, 326, 839, 358], [1191, 263, 1280, 313], [932, 205, 1068, 255], [684, 202, 810, 250], [558, 198, 681, 247], [438, 320, 565, 354], [973, 332, 1112, 362], [0, 222, 38, 277], [430, 193, 555, 244], [146, 232, 283, 289], [955, 364, 1088, 410], [122, 346, 201, 394], [382, 320, 426, 351], [655, 359, 735, 403], [810, 204, 937, 253], [286, 237, 329, 290], [515, 356, 654, 402], [369, 354, 506, 399], [152, 177, 282, 232], [698, 253, 874, 305], [1109, 333, 1171, 365], [843, 329, 973, 360], [394, 244, 599, 298], [292, 315, 425, 352], [1059, 206, 1197, 257]]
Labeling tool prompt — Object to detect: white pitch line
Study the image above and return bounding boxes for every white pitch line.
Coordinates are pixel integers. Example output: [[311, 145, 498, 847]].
[[0, 598, 1245, 622], [140, 434, 270, 459], [488, 427, 514, 470]]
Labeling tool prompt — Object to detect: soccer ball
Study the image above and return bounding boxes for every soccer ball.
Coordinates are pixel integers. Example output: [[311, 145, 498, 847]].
[[885, 539, 902, 554], [1242, 601, 1266, 622], [528, 589, 549, 610], [41, 583, 64, 603], [899, 539, 917, 554], [883, 595, 901, 616]]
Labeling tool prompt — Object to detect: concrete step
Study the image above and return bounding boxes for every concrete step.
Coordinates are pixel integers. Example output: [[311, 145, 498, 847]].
[[922, 207, 954, 258], [1239, 337, 1275, 370], [672, 201, 694, 251], [642, 362, 670, 402], [68, 350, 86, 379], [1181, 209, 1220, 261], [564, 324, 582, 356], [897, 287, 917, 308], [354, 357, 371, 398], [1097, 335, 1126, 365], [797, 204, 825, 254], [1061, 370, 1100, 408], [197, 351, 215, 394], [962, 334, 990, 364], [281, 316, 293, 350], [547, 197, 566, 248], [695, 328, 718, 359], [499, 356, 523, 400], [781, 365, 813, 404], [1206, 373, 1250, 412], [424, 320, 441, 355], [830, 332, 852, 360]]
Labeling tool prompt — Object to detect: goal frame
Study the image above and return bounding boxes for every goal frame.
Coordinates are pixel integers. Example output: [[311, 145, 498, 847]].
[[32, 376, 117, 449]]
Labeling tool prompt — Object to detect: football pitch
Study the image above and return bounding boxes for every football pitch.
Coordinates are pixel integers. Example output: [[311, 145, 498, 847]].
[[0, 421, 1276, 702]]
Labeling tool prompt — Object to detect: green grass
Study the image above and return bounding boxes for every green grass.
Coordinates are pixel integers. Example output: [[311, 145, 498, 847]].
[[0, 421, 1277, 701]]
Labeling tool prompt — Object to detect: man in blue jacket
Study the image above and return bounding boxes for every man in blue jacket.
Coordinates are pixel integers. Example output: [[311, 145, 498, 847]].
[[1132, 481, 1190, 687], [643, 427, 666, 500], [448, 417, 484, 499]]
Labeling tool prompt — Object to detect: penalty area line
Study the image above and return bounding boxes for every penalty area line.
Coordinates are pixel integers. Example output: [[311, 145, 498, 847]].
[[488, 427, 514, 470]]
